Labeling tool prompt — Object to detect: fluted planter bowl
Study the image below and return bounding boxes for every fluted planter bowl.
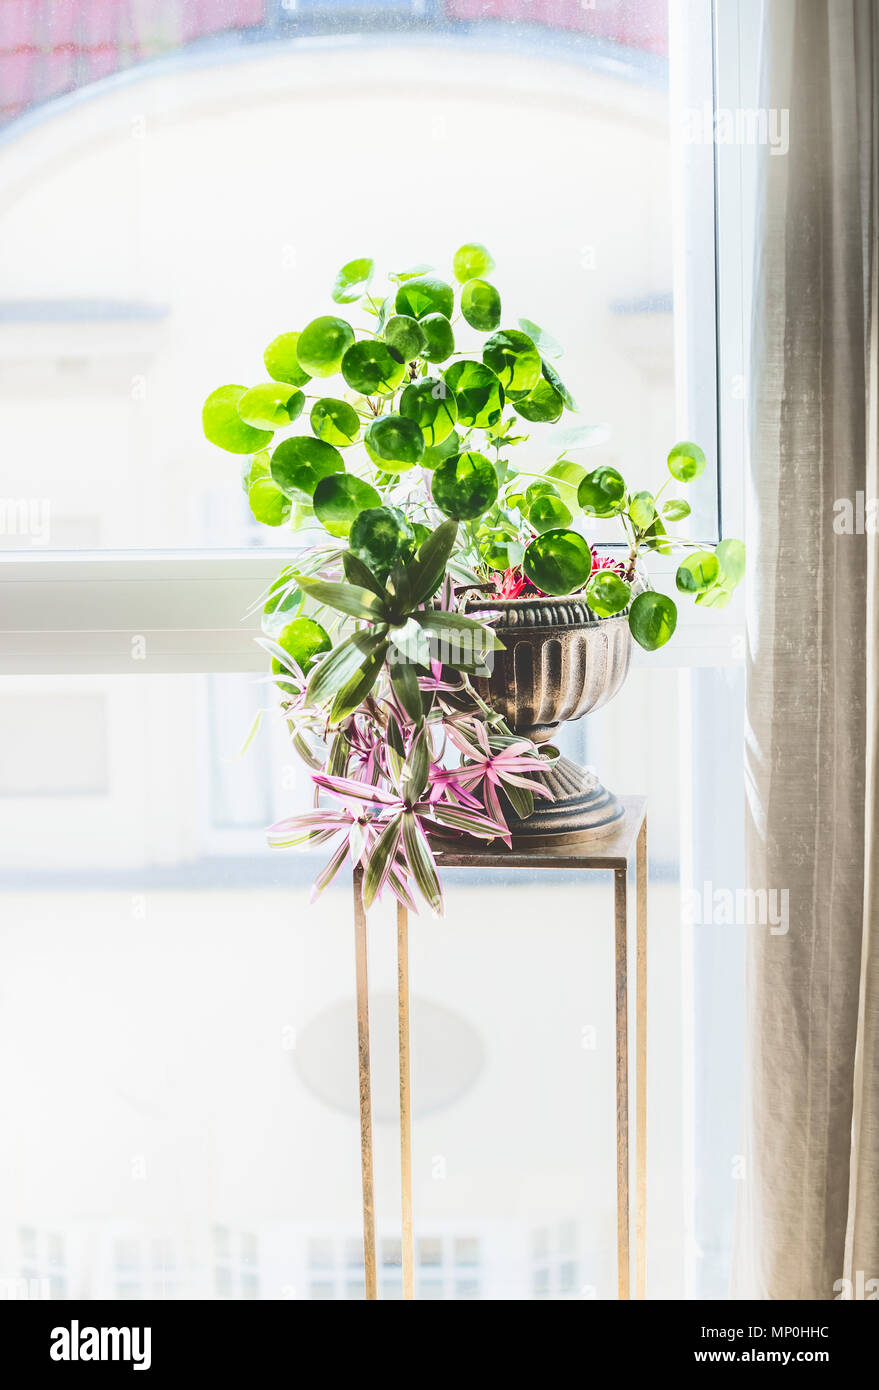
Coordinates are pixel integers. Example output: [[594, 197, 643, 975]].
[[461, 589, 633, 843]]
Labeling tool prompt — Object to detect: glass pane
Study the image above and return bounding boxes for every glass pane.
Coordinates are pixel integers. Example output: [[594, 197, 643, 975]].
[[0, 662, 742, 1299], [0, 2, 704, 552]]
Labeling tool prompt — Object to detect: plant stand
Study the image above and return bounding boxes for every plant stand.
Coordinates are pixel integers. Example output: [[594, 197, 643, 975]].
[[351, 797, 647, 1301]]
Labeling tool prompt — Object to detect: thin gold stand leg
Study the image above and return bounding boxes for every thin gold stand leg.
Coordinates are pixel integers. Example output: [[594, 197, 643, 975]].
[[353, 866, 377, 1300], [614, 866, 630, 1300], [397, 901, 414, 1300], [636, 817, 647, 1300]]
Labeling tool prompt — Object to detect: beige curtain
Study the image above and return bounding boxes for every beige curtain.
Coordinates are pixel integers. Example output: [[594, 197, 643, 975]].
[[733, 0, 879, 1298]]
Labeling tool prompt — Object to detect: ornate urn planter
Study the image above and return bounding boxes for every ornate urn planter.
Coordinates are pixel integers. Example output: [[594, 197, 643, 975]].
[[462, 590, 633, 844]]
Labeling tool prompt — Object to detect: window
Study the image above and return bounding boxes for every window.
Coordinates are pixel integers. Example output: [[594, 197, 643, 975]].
[[0, 0, 747, 1300]]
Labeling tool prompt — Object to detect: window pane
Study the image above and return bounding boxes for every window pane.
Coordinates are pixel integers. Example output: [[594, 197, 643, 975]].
[[0, 2, 702, 552]]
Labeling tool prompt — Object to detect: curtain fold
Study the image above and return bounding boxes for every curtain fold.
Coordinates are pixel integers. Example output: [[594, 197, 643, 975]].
[[733, 0, 879, 1299]]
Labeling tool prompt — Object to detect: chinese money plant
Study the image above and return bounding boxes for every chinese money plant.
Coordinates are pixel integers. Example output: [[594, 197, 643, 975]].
[[202, 245, 744, 914]]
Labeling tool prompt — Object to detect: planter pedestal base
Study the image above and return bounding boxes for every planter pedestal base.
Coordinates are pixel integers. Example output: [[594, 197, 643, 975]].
[[504, 754, 625, 846]]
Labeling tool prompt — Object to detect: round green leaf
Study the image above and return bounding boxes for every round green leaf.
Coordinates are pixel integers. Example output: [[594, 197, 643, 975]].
[[525, 481, 559, 507], [547, 459, 587, 512], [443, 360, 505, 428], [419, 313, 455, 363], [662, 497, 691, 522], [584, 570, 631, 617], [676, 550, 720, 595], [513, 376, 563, 423], [310, 397, 360, 447], [421, 429, 461, 470], [241, 448, 271, 492], [332, 257, 374, 305], [482, 329, 541, 394], [629, 591, 678, 650], [341, 340, 406, 396], [364, 414, 425, 471], [270, 436, 344, 498], [272, 617, 332, 678], [399, 377, 458, 446], [453, 243, 495, 283], [461, 279, 501, 332], [523, 530, 592, 596], [628, 491, 656, 529], [313, 474, 382, 538], [203, 385, 273, 454], [432, 451, 498, 520], [350, 506, 414, 580], [297, 316, 355, 378], [578, 466, 627, 518], [382, 314, 425, 362], [248, 477, 292, 527], [716, 537, 746, 586], [529, 494, 572, 533], [394, 275, 454, 321], [238, 381, 304, 430], [668, 440, 707, 483], [518, 317, 563, 360], [541, 358, 577, 411], [264, 332, 312, 388]]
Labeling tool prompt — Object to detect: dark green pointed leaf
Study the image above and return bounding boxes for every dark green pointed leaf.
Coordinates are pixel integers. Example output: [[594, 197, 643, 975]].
[[298, 576, 387, 621], [390, 661, 424, 725], [401, 812, 442, 915], [329, 639, 389, 722], [342, 549, 388, 600], [394, 518, 459, 608], [363, 813, 404, 908], [305, 628, 388, 707]]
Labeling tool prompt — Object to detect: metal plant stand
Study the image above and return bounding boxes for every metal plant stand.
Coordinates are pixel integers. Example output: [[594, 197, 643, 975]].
[[351, 797, 647, 1301]]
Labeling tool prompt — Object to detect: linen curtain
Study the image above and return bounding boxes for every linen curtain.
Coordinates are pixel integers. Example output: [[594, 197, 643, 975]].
[[733, 0, 879, 1299]]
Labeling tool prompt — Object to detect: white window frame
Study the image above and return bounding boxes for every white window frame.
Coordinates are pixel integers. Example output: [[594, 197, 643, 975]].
[[0, 0, 742, 679]]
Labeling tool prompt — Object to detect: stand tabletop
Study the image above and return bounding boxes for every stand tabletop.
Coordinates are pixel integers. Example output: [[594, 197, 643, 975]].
[[431, 795, 647, 871]]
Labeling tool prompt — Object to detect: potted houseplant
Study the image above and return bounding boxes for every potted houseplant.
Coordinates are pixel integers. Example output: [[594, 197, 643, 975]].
[[202, 245, 744, 913]]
